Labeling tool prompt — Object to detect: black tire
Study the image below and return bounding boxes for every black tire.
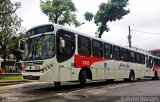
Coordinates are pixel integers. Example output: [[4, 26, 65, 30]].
[[137, 78, 141, 80], [106, 79, 114, 83], [124, 78, 129, 82], [54, 82, 61, 88], [79, 70, 87, 88], [152, 72, 158, 80], [128, 70, 135, 81]]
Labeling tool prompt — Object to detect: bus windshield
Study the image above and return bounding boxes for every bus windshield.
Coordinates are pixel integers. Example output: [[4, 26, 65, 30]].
[[24, 34, 55, 60]]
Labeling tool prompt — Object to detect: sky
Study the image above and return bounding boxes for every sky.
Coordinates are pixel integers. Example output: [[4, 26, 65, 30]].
[[12, 0, 160, 51]]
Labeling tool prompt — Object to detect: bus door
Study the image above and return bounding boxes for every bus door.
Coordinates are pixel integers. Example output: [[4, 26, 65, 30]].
[[145, 56, 153, 77], [56, 29, 75, 81]]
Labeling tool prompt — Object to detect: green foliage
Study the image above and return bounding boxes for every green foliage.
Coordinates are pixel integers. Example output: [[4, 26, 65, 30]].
[[0, 74, 22, 81], [9, 33, 25, 61], [84, 0, 130, 38], [84, 12, 94, 22], [0, 0, 22, 70], [0, 0, 21, 15], [40, 0, 80, 27]]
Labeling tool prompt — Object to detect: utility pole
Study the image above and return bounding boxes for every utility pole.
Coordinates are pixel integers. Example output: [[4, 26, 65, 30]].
[[128, 26, 132, 48]]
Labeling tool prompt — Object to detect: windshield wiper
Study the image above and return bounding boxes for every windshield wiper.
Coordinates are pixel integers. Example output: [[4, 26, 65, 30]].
[[35, 34, 45, 47], [32, 34, 45, 59]]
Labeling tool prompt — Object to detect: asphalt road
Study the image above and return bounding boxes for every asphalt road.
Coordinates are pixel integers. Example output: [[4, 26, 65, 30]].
[[0, 79, 160, 102]]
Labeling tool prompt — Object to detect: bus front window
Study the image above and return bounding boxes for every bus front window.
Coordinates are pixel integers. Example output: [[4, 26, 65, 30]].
[[24, 34, 55, 60]]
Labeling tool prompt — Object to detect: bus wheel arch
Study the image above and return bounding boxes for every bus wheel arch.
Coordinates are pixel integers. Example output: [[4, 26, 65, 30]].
[[129, 69, 135, 81], [79, 67, 92, 87], [79, 68, 92, 80]]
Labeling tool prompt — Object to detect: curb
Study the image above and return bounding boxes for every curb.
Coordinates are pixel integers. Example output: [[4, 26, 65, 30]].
[[0, 80, 29, 83], [0, 73, 22, 75]]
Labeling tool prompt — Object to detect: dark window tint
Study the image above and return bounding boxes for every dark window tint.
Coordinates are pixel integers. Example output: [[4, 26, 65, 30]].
[[129, 51, 136, 63], [56, 30, 75, 63], [158, 60, 160, 66], [26, 24, 54, 37], [121, 48, 129, 62], [136, 53, 141, 63], [92, 40, 103, 58], [149, 57, 153, 68], [113, 46, 121, 60], [78, 36, 91, 56], [140, 54, 145, 64], [153, 58, 160, 66], [104, 43, 112, 59]]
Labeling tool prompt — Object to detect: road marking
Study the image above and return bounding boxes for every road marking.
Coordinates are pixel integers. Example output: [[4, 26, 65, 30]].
[[57, 88, 89, 96], [108, 83, 132, 88], [91, 90, 107, 95]]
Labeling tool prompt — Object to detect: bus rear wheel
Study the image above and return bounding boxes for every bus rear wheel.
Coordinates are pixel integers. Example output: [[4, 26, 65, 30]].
[[128, 70, 135, 81], [79, 70, 87, 88], [54, 82, 61, 88], [152, 72, 158, 80]]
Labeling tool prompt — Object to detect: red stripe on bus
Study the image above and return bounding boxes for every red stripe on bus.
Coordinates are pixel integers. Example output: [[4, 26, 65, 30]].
[[152, 66, 160, 71], [74, 54, 108, 68]]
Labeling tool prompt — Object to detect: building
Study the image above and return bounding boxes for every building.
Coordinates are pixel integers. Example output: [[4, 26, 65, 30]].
[[149, 49, 160, 57]]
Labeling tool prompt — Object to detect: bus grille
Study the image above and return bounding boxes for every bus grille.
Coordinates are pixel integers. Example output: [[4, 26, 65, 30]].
[[25, 70, 41, 72]]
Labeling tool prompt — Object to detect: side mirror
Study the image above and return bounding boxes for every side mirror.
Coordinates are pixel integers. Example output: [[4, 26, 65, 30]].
[[19, 39, 25, 52], [60, 37, 65, 48]]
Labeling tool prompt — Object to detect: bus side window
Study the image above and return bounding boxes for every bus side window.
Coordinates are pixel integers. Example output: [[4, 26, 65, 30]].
[[56, 30, 75, 63], [78, 36, 91, 56], [146, 56, 149, 68], [136, 53, 141, 64], [113, 46, 121, 60], [153, 58, 158, 66], [158, 59, 160, 66], [140, 54, 145, 64], [129, 51, 136, 63], [149, 57, 153, 68], [104, 43, 112, 59], [92, 40, 103, 58], [121, 48, 129, 62]]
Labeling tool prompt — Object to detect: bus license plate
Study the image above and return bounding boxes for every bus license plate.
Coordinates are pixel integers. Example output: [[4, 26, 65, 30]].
[[28, 75, 33, 79]]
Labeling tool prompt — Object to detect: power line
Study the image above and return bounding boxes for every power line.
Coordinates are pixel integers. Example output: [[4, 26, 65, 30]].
[[131, 29, 160, 35]]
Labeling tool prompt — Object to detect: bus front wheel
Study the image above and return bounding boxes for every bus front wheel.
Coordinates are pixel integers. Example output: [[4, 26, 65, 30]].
[[79, 70, 87, 88]]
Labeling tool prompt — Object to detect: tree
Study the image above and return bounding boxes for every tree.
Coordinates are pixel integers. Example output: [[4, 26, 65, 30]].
[[84, 0, 130, 38], [0, 0, 22, 71], [9, 33, 25, 62], [40, 0, 80, 27], [84, 12, 94, 22], [0, 0, 20, 15]]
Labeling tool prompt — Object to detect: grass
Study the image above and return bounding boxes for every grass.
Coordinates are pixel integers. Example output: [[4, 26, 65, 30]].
[[0, 74, 22, 81]]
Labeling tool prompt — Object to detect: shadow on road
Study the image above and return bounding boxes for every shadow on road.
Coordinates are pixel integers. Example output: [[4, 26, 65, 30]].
[[15, 78, 156, 95]]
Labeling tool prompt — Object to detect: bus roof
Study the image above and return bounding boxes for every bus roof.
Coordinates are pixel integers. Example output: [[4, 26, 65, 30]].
[[26, 24, 157, 56], [59, 24, 149, 55]]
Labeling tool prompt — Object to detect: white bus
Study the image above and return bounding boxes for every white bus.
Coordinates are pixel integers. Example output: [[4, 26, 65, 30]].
[[145, 55, 160, 80], [22, 24, 159, 87]]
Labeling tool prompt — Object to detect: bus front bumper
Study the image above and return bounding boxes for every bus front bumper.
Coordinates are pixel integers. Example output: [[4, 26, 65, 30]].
[[22, 69, 55, 82]]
